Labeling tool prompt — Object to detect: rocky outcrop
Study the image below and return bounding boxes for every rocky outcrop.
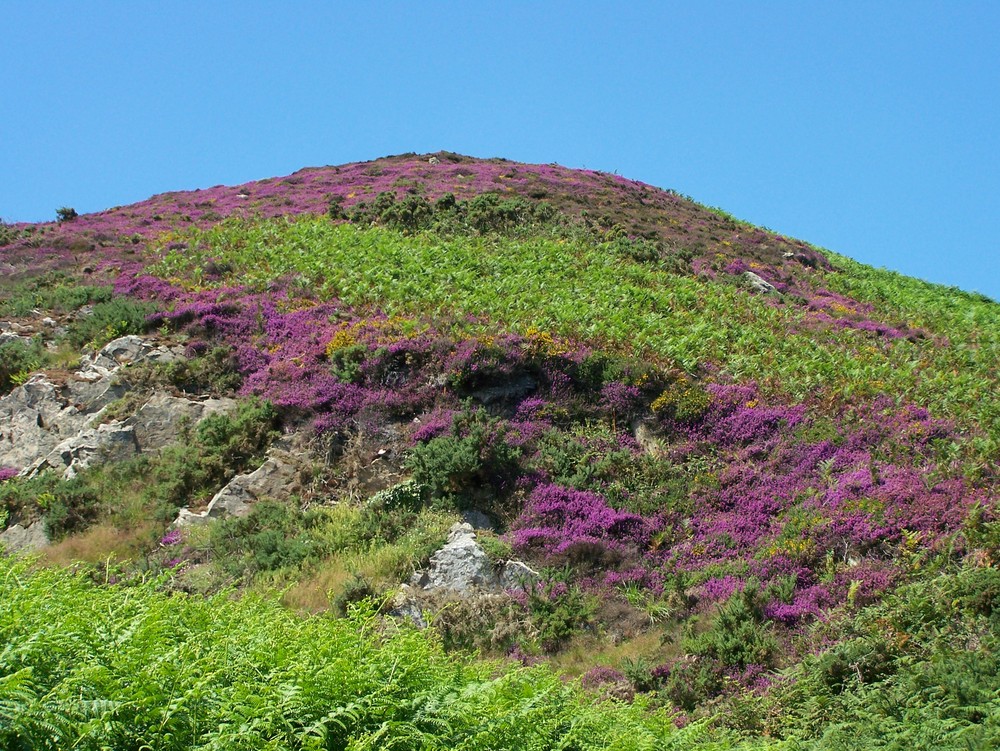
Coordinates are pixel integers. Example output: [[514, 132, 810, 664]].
[[0, 375, 96, 469], [409, 523, 540, 595], [24, 423, 138, 480], [128, 392, 237, 451], [392, 524, 540, 628], [77, 335, 183, 381], [173, 449, 301, 526], [498, 560, 541, 591], [412, 523, 500, 592], [0, 335, 226, 475], [0, 521, 48, 553]]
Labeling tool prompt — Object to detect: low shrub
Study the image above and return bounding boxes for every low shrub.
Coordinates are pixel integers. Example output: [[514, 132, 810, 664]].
[[0, 336, 43, 394], [66, 298, 157, 349]]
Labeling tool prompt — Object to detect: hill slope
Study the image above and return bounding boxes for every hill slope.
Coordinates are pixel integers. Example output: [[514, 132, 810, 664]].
[[1, 152, 998, 748]]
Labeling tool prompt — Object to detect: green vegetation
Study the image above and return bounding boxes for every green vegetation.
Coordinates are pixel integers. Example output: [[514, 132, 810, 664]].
[[152, 217, 998, 475], [0, 554, 704, 751]]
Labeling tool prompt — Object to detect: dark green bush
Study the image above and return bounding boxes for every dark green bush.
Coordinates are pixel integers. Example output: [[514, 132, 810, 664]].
[[527, 578, 596, 652], [66, 298, 157, 348], [685, 583, 777, 669], [0, 472, 100, 540], [348, 190, 561, 237], [406, 413, 521, 509], [327, 194, 347, 220], [55, 206, 78, 222], [210, 500, 323, 578], [660, 658, 724, 712]]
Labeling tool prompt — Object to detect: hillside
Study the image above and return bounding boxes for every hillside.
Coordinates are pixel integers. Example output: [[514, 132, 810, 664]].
[[1, 152, 998, 749]]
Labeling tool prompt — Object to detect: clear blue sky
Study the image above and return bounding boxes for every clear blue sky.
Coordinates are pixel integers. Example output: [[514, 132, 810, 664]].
[[3, 2, 998, 300]]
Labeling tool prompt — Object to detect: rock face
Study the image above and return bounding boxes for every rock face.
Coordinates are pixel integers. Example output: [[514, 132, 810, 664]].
[[0, 376, 97, 469], [0, 521, 48, 553], [174, 450, 301, 526], [0, 335, 226, 475], [128, 392, 237, 451], [25, 423, 139, 480]]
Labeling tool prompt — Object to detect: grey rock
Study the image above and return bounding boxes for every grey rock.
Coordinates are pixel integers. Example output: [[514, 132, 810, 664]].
[[389, 585, 429, 628], [499, 560, 541, 592], [129, 393, 237, 452], [743, 271, 777, 294], [0, 332, 33, 347], [461, 509, 495, 530], [0, 521, 48, 553], [0, 336, 193, 472], [411, 523, 500, 592], [0, 375, 92, 469], [26, 422, 138, 480], [174, 453, 299, 526], [78, 335, 183, 381]]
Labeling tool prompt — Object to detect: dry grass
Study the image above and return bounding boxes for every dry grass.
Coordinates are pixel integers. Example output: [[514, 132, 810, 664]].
[[42, 522, 155, 566], [549, 630, 672, 679], [280, 560, 352, 613]]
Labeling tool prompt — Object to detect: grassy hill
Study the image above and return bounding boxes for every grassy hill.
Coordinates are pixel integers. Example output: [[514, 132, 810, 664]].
[[1, 152, 998, 748]]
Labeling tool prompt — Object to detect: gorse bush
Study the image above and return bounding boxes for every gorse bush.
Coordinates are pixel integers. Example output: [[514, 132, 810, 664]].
[[211, 500, 323, 578], [0, 472, 100, 540], [65, 298, 157, 349], [55, 206, 78, 222], [684, 583, 777, 670], [406, 411, 521, 509], [0, 337, 43, 394], [346, 189, 560, 236]]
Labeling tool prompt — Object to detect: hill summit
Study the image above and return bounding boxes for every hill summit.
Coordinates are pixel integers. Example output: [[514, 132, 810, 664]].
[[1, 153, 998, 748]]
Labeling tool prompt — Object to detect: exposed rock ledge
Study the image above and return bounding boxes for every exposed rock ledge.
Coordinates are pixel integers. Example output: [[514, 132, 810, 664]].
[[391, 523, 541, 628]]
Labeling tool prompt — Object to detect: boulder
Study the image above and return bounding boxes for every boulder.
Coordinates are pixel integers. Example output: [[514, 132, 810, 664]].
[[0, 521, 48, 553], [0, 332, 34, 347], [743, 271, 777, 294], [174, 453, 298, 526], [411, 523, 500, 593], [77, 335, 184, 381]]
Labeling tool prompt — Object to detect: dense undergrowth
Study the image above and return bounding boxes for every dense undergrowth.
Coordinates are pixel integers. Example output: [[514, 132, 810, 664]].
[[1, 152, 998, 746]]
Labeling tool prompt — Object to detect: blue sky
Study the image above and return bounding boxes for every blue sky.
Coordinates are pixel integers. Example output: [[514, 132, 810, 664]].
[[2, 2, 998, 299]]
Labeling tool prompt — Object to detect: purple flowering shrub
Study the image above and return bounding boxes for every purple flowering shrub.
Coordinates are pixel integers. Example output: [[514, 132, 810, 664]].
[[512, 484, 653, 559]]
